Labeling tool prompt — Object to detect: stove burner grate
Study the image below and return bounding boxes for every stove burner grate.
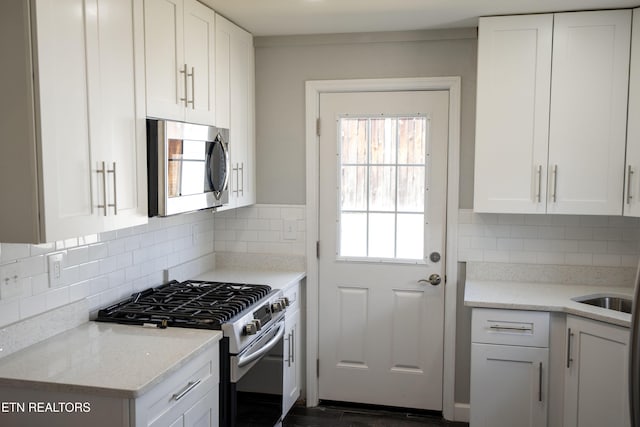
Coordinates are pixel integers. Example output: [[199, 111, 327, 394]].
[[96, 280, 272, 329]]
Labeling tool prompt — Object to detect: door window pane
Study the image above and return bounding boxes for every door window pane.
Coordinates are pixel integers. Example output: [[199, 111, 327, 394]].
[[397, 214, 424, 259], [340, 213, 367, 257], [341, 119, 368, 164], [338, 116, 428, 261], [341, 166, 367, 210], [369, 166, 396, 211]]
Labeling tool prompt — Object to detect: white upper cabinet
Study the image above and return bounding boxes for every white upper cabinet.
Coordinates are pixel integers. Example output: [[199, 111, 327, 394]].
[[474, 10, 632, 215], [474, 14, 553, 213], [215, 14, 256, 210], [548, 10, 631, 215], [625, 8, 640, 217], [0, 0, 147, 243], [144, 0, 216, 126]]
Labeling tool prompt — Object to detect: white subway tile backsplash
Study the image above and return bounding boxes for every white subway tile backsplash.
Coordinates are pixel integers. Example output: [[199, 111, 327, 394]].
[[458, 209, 640, 267], [0, 210, 215, 328], [213, 204, 306, 257]]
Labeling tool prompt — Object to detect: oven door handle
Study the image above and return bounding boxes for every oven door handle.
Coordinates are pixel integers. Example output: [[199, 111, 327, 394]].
[[237, 322, 285, 368]]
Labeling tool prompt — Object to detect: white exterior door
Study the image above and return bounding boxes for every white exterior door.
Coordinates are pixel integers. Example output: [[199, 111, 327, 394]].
[[318, 90, 449, 410]]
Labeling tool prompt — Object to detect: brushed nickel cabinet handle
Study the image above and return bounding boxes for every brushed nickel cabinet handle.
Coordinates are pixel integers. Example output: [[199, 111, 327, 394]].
[[566, 328, 574, 368], [188, 66, 195, 108], [535, 165, 542, 203], [627, 165, 634, 205], [488, 325, 533, 332], [172, 379, 201, 401], [538, 362, 543, 402], [551, 165, 558, 203], [179, 64, 188, 107], [239, 162, 244, 196], [96, 161, 108, 216], [107, 162, 117, 215]]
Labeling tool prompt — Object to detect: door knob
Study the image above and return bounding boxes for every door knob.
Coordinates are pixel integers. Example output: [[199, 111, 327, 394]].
[[418, 274, 441, 286]]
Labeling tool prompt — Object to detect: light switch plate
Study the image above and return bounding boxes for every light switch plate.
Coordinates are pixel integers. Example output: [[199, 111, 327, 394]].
[[283, 219, 297, 240], [0, 261, 21, 300], [47, 252, 65, 288]]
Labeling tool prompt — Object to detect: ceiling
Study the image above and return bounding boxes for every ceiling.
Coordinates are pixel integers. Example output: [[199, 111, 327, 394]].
[[200, 0, 639, 36]]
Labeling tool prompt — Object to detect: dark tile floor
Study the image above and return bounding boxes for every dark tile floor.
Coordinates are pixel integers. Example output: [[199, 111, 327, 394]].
[[283, 402, 470, 427]]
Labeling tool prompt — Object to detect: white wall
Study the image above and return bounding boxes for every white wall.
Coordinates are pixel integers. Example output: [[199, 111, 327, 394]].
[[254, 29, 478, 207]]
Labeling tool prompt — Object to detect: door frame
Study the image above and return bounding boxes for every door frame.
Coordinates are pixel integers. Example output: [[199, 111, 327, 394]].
[[304, 77, 462, 420]]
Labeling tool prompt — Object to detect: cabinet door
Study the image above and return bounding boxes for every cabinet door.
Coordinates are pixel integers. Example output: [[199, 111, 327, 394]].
[[183, 0, 215, 126], [183, 388, 218, 427], [91, 0, 148, 232], [284, 308, 301, 416], [35, 0, 103, 241], [625, 8, 640, 217], [564, 316, 630, 427], [144, 0, 185, 121], [474, 14, 552, 214], [215, 15, 255, 210], [470, 343, 548, 427], [548, 10, 631, 215]]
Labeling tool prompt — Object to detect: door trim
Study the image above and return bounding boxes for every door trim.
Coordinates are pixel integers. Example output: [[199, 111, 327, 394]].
[[304, 77, 461, 421]]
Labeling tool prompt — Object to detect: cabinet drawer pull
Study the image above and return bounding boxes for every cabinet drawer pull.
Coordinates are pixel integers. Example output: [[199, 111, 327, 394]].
[[627, 165, 634, 204], [172, 379, 201, 401], [538, 362, 543, 402], [566, 328, 574, 368], [489, 325, 533, 332]]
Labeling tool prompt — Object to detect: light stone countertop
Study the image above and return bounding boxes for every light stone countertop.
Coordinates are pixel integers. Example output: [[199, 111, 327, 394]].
[[0, 322, 221, 398], [465, 280, 634, 327], [193, 268, 306, 292]]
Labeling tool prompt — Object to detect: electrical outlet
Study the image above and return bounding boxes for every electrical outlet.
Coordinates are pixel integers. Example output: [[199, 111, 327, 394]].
[[47, 252, 65, 288], [283, 219, 297, 240], [0, 261, 21, 300]]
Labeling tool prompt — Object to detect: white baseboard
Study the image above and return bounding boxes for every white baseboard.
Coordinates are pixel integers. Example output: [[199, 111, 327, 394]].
[[453, 402, 470, 422]]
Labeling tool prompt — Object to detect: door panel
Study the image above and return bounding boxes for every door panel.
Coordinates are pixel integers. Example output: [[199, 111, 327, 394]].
[[318, 90, 448, 410]]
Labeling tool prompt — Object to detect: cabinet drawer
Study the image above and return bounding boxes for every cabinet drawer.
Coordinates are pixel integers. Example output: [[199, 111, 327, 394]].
[[472, 309, 549, 347], [140, 342, 219, 426]]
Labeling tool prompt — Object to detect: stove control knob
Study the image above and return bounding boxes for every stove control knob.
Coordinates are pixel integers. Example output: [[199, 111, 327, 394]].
[[243, 321, 258, 336], [282, 297, 290, 307], [271, 301, 283, 313], [252, 319, 262, 331]]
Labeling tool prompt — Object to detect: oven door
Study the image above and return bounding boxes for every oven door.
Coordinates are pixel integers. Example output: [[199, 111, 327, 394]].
[[230, 320, 285, 427]]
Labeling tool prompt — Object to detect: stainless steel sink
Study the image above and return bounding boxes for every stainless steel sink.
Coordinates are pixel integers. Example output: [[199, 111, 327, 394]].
[[573, 295, 633, 314]]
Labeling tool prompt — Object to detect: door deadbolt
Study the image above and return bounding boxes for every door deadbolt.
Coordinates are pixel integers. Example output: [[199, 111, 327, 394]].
[[429, 252, 441, 263]]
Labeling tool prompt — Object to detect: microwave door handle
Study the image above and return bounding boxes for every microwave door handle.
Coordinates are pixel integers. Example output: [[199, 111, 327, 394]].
[[237, 322, 285, 368]]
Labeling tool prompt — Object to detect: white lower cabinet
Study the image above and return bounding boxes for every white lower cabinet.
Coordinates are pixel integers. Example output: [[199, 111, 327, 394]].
[[563, 315, 630, 427], [135, 344, 219, 427], [0, 342, 219, 427], [470, 309, 550, 427], [283, 281, 303, 416], [284, 307, 301, 415]]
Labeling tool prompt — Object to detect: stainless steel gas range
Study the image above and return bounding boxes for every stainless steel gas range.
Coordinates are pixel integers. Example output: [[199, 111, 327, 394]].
[[96, 279, 290, 427]]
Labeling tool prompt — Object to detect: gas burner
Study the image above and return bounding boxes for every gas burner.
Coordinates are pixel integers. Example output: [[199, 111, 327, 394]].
[[96, 280, 273, 330]]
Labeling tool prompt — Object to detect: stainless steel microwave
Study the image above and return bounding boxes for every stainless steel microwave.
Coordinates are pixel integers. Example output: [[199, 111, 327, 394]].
[[147, 119, 229, 217]]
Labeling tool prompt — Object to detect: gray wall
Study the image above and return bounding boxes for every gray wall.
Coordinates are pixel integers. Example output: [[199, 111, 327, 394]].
[[253, 29, 478, 406], [254, 29, 478, 208]]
